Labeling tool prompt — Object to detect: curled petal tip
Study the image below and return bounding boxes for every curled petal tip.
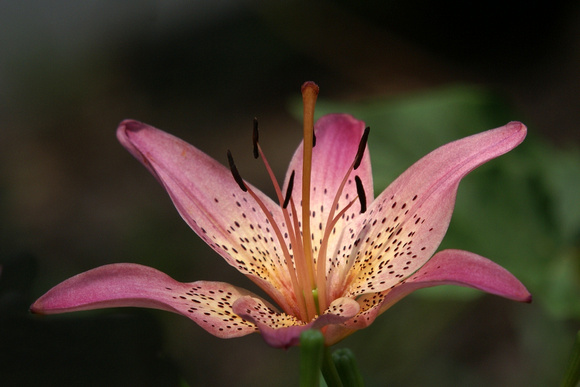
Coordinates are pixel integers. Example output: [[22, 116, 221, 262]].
[[505, 121, 527, 143], [29, 302, 43, 315], [117, 118, 143, 131], [116, 119, 145, 140], [507, 120, 526, 131]]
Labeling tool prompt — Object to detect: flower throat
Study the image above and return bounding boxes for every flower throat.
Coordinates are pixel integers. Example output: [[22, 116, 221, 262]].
[[227, 82, 369, 322]]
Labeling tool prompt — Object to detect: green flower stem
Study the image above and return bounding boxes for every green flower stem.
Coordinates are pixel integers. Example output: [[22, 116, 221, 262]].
[[300, 330, 325, 387], [300, 330, 365, 387], [561, 330, 580, 387], [332, 348, 365, 387], [321, 346, 344, 387]]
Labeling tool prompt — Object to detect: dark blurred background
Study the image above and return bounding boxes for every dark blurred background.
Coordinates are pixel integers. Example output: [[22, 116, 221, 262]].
[[1, 1, 579, 386]]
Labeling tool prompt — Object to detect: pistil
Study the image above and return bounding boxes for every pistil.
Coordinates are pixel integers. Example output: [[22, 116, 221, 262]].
[[300, 82, 319, 314]]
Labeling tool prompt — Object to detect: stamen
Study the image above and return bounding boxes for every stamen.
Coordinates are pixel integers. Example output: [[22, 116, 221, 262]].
[[353, 126, 370, 170], [252, 132, 311, 321], [316, 127, 370, 311], [227, 150, 247, 192], [243, 183, 307, 319], [283, 170, 295, 209], [252, 117, 259, 159], [315, 194, 359, 312], [355, 175, 367, 213], [226, 145, 306, 317]]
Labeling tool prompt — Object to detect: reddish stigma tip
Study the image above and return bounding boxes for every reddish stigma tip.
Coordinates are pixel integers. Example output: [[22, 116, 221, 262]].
[[301, 81, 319, 96]]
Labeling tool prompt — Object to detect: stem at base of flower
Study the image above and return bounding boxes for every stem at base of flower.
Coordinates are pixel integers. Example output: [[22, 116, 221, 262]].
[[321, 346, 343, 387], [300, 329, 365, 387], [300, 330, 325, 387]]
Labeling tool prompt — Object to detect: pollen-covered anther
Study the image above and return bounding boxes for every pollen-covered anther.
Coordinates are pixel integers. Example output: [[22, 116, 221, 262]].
[[227, 150, 247, 192], [252, 117, 260, 159], [353, 126, 370, 170], [283, 170, 295, 209], [355, 175, 367, 213]]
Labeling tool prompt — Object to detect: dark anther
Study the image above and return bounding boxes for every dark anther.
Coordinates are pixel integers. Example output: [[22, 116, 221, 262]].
[[252, 117, 259, 159], [227, 150, 247, 192], [312, 131, 317, 147], [353, 126, 370, 170], [355, 175, 367, 213], [283, 170, 295, 209]]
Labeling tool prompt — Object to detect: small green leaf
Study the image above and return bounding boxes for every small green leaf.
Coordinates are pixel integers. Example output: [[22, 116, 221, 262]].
[[561, 330, 580, 387]]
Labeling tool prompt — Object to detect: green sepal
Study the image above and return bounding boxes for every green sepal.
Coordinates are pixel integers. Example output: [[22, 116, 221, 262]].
[[332, 348, 365, 387]]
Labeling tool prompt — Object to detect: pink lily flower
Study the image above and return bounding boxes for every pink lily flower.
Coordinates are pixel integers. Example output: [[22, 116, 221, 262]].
[[31, 83, 531, 349]]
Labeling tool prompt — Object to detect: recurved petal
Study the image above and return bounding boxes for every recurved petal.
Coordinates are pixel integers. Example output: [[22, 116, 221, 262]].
[[282, 114, 372, 269], [325, 248, 531, 344], [232, 295, 359, 348], [31, 263, 259, 338], [336, 122, 526, 298], [117, 120, 296, 315], [402, 249, 532, 302], [376, 249, 530, 322], [408, 249, 529, 312]]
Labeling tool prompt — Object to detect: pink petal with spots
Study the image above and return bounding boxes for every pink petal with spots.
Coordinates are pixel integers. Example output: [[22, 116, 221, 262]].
[[282, 114, 372, 271], [117, 120, 297, 315], [324, 249, 531, 344], [404, 249, 532, 302], [334, 122, 527, 298], [233, 295, 359, 348], [30, 263, 259, 338]]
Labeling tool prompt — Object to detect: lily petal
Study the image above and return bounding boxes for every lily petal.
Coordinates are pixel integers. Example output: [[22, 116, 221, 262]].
[[117, 120, 297, 315], [366, 248, 531, 325], [404, 249, 532, 301], [282, 114, 373, 269], [233, 295, 360, 348], [324, 249, 531, 344], [337, 122, 527, 298], [30, 263, 259, 338]]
